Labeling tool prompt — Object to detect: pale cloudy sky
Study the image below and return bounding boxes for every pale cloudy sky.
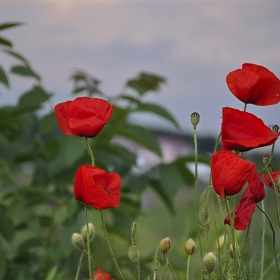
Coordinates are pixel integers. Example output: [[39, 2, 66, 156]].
[[1, 0, 280, 137]]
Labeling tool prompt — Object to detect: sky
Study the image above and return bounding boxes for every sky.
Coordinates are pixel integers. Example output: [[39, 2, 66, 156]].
[[1, 0, 280, 138]]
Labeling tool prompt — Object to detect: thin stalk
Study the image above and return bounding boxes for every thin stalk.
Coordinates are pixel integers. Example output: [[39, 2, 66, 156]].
[[75, 251, 85, 280], [163, 253, 177, 280], [260, 200, 265, 280], [85, 137, 95, 166], [186, 255, 191, 280], [256, 205, 280, 278], [100, 210, 124, 280], [85, 205, 92, 279], [193, 126, 204, 270]]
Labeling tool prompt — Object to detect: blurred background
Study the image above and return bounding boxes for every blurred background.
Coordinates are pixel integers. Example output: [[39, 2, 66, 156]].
[[1, 0, 280, 136]]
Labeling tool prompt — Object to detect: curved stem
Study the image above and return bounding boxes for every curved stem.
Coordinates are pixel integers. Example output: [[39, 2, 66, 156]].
[[260, 200, 265, 280], [75, 251, 85, 280], [100, 210, 124, 280], [85, 137, 95, 166], [256, 204, 280, 278], [85, 205, 92, 279]]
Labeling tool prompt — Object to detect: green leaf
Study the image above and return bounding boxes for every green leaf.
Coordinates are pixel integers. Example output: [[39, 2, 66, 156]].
[[16, 85, 51, 113], [126, 72, 166, 96], [134, 102, 180, 129], [64, 136, 85, 165], [72, 86, 86, 94], [11, 65, 40, 80], [0, 22, 23, 31], [0, 65, 9, 87], [4, 50, 29, 65], [0, 205, 15, 243], [0, 36, 12, 47], [110, 124, 162, 157], [39, 112, 58, 135], [0, 158, 9, 177]]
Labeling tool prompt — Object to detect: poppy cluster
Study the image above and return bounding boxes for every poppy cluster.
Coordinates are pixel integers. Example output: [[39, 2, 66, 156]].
[[211, 63, 280, 230], [54, 97, 121, 210]]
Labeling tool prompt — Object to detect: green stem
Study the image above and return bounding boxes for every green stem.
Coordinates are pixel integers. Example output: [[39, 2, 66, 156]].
[[186, 255, 191, 280], [75, 251, 85, 280], [256, 204, 280, 278], [85, 137, 95, 166], [193, 126, 204, 271], [225, 198, 239, 277], [100, 210, 124, 280], [85, 205, 92, 279], [260, 200, 265, 280], [163, 253, 177, 280]]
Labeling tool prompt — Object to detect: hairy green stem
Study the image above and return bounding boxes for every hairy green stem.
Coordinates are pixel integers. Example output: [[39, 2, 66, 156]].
[[75, 251, 85, 280], [186, 254, 191, 280], [85, 205, 92, 279], [100, 210, 124, 280], [85, 137, 95, 166]]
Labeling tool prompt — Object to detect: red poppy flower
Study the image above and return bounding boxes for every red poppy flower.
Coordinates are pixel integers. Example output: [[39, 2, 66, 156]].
[[93, 269, 116, 280], [54, 97, 114, 138], [224, 168, 265, 230], [264, 170, 280, 189], [226, 63, 280, 106], [74, 165, 121, 210], [221, 107, 279, 152], [211, 150, 255, 198]]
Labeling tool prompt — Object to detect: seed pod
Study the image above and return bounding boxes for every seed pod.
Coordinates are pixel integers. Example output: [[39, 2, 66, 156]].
[[71, 233, 86, 250], [185, 238, 196, 255], [159, 238, 171, 254], [191, 112, 200, 129], [203, 252, 218, 274], [160, 266, 171, 280]]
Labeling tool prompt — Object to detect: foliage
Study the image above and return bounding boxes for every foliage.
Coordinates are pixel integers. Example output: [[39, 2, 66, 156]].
[[0, 23, 199, 279]]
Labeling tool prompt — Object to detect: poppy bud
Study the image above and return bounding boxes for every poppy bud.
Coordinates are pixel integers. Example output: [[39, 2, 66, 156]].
[[203, 252, 218, 274], [262, 154, 270, 165], [151, 256, 161, 272], [71, 233, 86, 250], [81, 223, 95, 242], [272, 124, 279, 133], [229, 243, 240, 259], [215, 235, 225, 249], [159, 238, 171, 254], [185, 238, 196, 255], [190, 112, 200, 129], [199, 206, 209, 228], [160, 266, 171, 280], [128, 245, 140, 262]]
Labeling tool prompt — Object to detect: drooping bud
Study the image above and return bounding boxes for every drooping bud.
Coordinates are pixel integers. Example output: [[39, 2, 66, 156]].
[[159, 238, 171, 254], [185, 238, 196, 255], [160, 266, 171, 280], [199, 206, 209, 228], [128, 245, 140, 262], [262, 154, 270, 165], [272, 124, 279, 133], [71, 233, 86, 250], [81, 223, 95, 242], [229, 243, 240, 259], [190, 112, 200, 129], [203, 252, 218, 274]]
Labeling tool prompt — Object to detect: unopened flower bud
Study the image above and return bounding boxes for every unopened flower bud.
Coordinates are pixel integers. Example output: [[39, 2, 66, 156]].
[[215, 235, 225, 249], [203, 252, 218, 274], [199, 206, 209, 228], [151, 256, 161, 272], [159, 238, 171, 254], [191, 112, 200, 129], [160, 266, 171, 280], [262, 154, 270, 165], [229, 243, 240, 259], [272, 124, 279, 133], [71, 233, 86, 250], [185, 238, 195, 255], [81, 223, 95, 242], [128, 245, 140, 262]]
